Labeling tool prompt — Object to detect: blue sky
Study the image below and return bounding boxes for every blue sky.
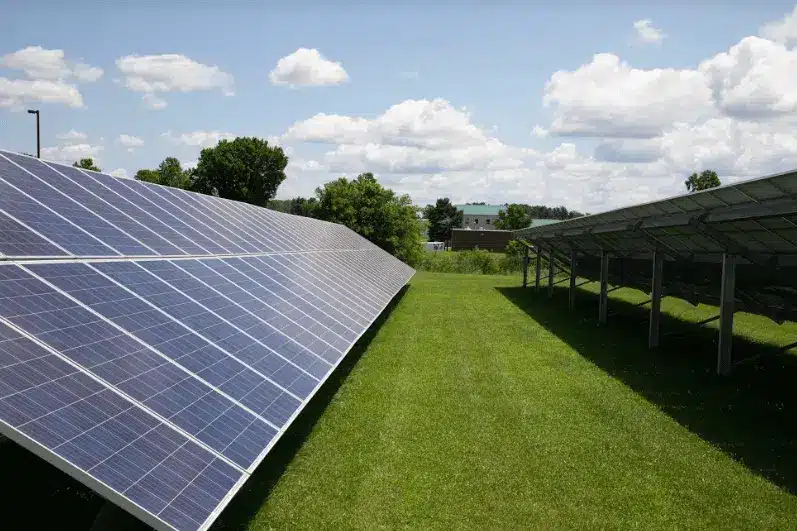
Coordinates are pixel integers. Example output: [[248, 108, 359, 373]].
[[3, 2, 797, 212]]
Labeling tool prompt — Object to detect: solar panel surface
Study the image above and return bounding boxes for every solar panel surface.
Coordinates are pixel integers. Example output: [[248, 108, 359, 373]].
[[0, 149, 414, 531]]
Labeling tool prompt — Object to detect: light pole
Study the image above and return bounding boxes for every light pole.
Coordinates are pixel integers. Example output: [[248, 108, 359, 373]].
[[27, 109, 40, 158]]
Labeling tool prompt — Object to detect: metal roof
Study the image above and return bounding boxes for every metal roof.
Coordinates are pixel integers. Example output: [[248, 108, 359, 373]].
[[456, 204, 505, 216]]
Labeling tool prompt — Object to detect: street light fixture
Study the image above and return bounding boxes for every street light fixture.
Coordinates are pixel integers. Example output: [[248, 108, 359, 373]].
[[27, 109, 40, 159]]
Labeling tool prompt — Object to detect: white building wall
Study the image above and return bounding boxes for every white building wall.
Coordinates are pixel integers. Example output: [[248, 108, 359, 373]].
[[462, 215, 499, 230]]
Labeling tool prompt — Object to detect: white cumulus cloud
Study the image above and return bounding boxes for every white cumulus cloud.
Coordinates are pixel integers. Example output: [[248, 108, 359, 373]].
[[116, 134, 144, 153], [56, 130, 88, 143], [162, 130, 236, 149], [269, 48, 349, 87], [42, 143, 103, 165], [633, 19, 666, 44], [760, 6, 797, 47], [0, 46, 102, 110], [116, 53, 234, 109]]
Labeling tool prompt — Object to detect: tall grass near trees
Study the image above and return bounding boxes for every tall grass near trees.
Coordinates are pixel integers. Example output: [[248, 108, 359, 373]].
[[415, 250, 525, 275]]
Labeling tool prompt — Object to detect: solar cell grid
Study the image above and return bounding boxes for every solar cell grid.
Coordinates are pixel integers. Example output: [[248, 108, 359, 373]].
[[0, 317, 244, 531], [153, 186, 264, 253], [39, 162, 187, 256], [169, 259, 335, 376], [0, 154, 149, 256], [0, 150, 414, 531], [140, 184, 252, 254], [0, 210, 68, 257], [75, 170, 214, 256], [114, 179, 233, 255]]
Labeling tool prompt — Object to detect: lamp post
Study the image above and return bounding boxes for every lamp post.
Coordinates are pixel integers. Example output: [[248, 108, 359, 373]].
[[27, 109, 40, 158]]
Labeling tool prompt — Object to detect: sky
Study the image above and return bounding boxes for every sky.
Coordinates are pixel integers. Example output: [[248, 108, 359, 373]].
[[3, 1, 797, 214]]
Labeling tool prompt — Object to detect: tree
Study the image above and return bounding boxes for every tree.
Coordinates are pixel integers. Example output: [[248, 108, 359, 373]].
[[267, 199, 291, 213], [191, 137, 288, 207], [289, 197, 319, 218], [314, 173, 423, 265], [422, 198, 462, 242], [73, 158, 101, 172], [685, 170, 721, 193], [495, 203, 532, 230], [134, 157, 192, 189]]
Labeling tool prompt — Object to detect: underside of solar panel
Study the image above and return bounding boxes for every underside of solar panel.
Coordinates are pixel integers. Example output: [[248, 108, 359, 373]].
[[0, 150, 414, 531]]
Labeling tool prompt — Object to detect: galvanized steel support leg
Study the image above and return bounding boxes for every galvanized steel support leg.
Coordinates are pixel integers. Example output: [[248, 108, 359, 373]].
[[649, 252, 664, 348], [569, 251, 577, 310], [522, 246, 529, 288], [535, 246, 542, 293], [548, 247, 555, 299], [599, 251, 609, 324], [718, 253, 736, 376]]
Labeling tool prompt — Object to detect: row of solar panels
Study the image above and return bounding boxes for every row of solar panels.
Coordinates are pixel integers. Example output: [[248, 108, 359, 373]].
[[0, 151, 415, 531], [0, 249, 411, 530], [515, 169, 797, 263], [0, 150, 373, 258]]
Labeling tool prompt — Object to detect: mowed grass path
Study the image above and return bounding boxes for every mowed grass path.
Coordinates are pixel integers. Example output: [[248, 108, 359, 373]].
[[214, 272, 797, 531]]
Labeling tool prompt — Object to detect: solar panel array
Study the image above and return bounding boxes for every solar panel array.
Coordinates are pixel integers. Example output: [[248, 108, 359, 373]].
[[514, 169, 797, 263], [0, 150, 414, 531]]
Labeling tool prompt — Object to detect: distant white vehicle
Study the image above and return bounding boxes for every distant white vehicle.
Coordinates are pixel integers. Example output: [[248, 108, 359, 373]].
[[425, 241, 445, 252]]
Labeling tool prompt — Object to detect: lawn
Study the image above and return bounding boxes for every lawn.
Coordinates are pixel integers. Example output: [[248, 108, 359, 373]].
[[2, 271, 796, 530], [213, 272, 797, 530]]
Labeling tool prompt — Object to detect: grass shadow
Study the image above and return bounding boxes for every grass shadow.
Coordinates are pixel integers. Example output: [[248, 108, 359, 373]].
[[497, 284, 797, 495], [0, 436, 106, 530], [211, 284, 410, 530]]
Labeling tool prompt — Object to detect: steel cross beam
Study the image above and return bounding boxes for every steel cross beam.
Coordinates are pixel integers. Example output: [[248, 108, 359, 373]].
[[689, 215, 775, 269]]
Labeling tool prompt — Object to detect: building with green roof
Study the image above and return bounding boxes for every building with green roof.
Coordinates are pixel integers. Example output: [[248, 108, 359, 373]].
[[454, 204, 563, 231], [455, 204, 505, 230]]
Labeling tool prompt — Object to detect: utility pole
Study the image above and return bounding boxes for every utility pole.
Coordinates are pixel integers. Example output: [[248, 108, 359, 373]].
[[27, 109, 40, 158]]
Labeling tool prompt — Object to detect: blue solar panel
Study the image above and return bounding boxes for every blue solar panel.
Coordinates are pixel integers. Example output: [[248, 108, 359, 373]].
[[25, 160, 187, 257], [151, 185, 263, 253], [68, 169, 212, 256], [0, 210, 67, 257], [0, 264, 276, 470], [0, 318, 244, 531], [0, 154, 151, 256], [0, 158, 116, 256], [113, 179, 232, 255], [245, 255, 368, 333], [257, 254, 375, 326], [0, 150, 415, 531], [233, 257, 357, 348]]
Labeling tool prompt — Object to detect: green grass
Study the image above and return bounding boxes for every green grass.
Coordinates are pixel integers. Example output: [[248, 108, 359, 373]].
[[3, 272, 796, 530], [212, 272, 797, 530], [415, 249, 523, 275]]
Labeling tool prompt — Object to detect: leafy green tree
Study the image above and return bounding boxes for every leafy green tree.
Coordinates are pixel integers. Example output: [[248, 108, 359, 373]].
[[422, 198, 463, 242], [685, 170, 721, 192], [191, 137, 288, 206], [495, 203, 532, 230], [314, 173, 423, 265], [289, 197, 319, 218], [134, 157, 192, 189], [73, 158, 101, 172], [267, 199, 292, 213]]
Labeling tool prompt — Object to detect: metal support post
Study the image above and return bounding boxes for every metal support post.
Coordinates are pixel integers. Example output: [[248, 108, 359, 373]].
[[648, 251, 664, 348], [569, 251, 577, 310], [547, 246, 555, 299], [599, 250, 609, 324], [522, 246, 529, 288], [535, 246, 542, 293], [717, 253, 736, 375]]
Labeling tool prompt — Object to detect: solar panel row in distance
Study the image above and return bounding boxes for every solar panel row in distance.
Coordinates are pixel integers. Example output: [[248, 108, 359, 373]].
[[0, 150, 414, 531]]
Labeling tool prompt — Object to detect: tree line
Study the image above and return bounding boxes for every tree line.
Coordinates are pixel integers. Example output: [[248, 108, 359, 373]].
[[67, 140, 722, 266]]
